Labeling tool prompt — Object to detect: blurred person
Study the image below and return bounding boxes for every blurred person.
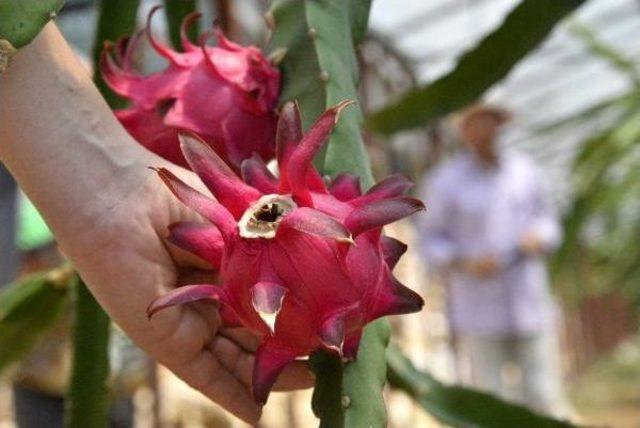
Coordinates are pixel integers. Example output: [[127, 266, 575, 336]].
[[418, 105, 565, 414]]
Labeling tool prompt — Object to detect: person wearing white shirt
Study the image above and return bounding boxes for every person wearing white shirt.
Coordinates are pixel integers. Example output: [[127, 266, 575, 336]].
[[418, 105, 564, 414]]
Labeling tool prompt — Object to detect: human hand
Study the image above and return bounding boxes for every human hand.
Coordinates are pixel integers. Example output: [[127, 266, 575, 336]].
[[461, 255, 500, 278], [519, 231, 544, 256], [61, 165, 314, 424], [0, 23, 313, 425]]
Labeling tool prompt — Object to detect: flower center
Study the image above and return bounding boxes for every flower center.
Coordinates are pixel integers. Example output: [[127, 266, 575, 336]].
[[238, 194, 297, 239]]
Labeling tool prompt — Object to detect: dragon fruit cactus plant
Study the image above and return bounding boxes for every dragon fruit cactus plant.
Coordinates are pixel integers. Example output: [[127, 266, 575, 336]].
[[147, 101, 425, 404], [100, 6, 280, 169]]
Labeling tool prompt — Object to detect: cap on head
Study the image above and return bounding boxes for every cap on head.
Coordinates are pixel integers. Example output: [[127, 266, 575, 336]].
[[454, 104, 511, 163], [457, 103, 511, 131]]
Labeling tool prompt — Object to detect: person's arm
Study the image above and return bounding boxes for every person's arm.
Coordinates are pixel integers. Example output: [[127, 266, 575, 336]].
[[519, 164, 562, 256], [0, 22, 175, 356], [418, 170, 500, 278], [0, 23, 311, 424]]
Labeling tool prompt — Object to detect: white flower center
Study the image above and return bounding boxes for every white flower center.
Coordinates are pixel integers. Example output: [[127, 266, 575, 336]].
[[238, 194, 297, 239]]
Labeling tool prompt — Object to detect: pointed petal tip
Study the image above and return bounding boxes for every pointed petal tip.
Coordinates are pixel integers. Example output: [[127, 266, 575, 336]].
[[178, 131, 206, 156], [346, 196, 425, 236], [382, 236, 408, 269], [178, 131, 227, 171], [240, 153, 277, 193], [180, 12, 202, 51], [147, 284, 224, 320], [319, 326, 345, 357], [268, 47, 288, 65], [252, 342, 297, 404], [251, 282, 287, 335], [278, 100, 302, 125], [145, 5, 184, 63], [336, 235, 356, 245], [145, 5, 163, 35], [330, 100, 356, 123]]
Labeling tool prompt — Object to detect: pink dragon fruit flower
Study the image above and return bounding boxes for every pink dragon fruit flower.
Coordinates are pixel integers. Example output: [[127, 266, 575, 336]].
[[100, 6, 280, 170], [147, 101, 425, 404]]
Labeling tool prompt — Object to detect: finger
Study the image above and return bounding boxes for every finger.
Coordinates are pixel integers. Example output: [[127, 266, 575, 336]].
[[273, 359, 315, 391], [210, 334, 255, 389], [190, 300, 222, 333], [212, 335, 314, 392], [149, 306, 260, 424], [172, 348, 262, 425], [220, 328, 260, 352]]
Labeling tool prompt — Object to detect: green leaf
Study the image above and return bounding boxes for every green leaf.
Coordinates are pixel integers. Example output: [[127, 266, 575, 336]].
[[269, 1, 389, 427], [0, 0, 64, 48], [92, 0, 142, 108], [552, 104, 640, 300], [0, 268, 70, 373], [532, 91, 640, 135], [65, 278, 111, 428], [387, 347, 578, 428], [367, 0, 586, 134], [569, 21, 640, 86], [163, 0, 198, 50]]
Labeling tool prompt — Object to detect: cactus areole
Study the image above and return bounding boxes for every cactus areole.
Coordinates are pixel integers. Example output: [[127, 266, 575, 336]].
[[147, 101, 425, 404], [100, 6, 280, 170]]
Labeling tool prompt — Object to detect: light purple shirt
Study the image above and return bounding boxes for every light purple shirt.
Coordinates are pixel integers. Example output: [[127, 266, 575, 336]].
[[418, 150, 561, 336]]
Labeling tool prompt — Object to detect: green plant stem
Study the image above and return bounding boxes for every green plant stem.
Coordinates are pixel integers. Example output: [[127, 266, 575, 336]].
[[65, 279, 111, 428], [92, 0, 142, 108], [64, 2, 141, 426], [0, 0, 65, 48]]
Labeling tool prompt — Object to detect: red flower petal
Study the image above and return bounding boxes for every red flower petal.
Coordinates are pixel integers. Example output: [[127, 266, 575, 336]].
[[251, 281, 287, 333], [329, 173, 362, 201], [147, 284, 225, 319], [277, 208, 353, 243], [345, 196, 425, 236], [168, 222, 225, 268], [276, 102, 303, 193], [368, 268, 424, 321], [240, 153, 278, 194], [180, 12, 201, 52], [155, 167, 236, 240], [287, 100, 353, 206], [252, 341, 298, 404], [179, 133, 261, 218], [381, 236, 408, 269], [318, 308, 354, 355], [342, 329, 363, 360], [352, 174, 413, 206], [146, 6, 184, 64]]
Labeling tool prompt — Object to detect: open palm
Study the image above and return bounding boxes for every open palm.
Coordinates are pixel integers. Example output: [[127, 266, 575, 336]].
[[63, 165, 312, 425]]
